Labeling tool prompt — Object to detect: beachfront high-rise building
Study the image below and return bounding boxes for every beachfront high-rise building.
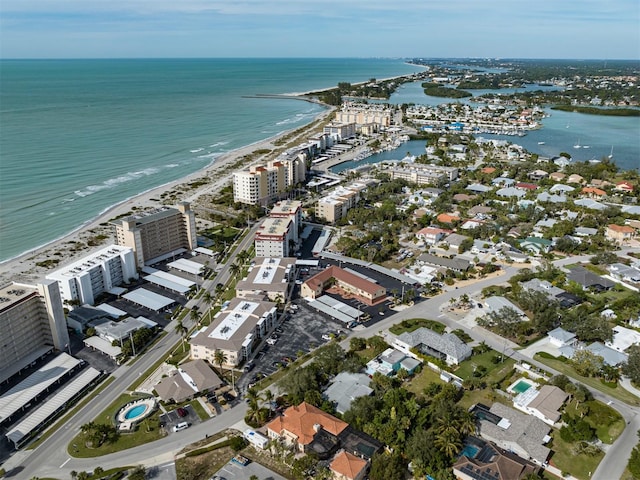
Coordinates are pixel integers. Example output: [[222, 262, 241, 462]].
[[190, 298, 277, 367], [323, 122, 357, 141], [0, 280, 70, 384], [112, 202, 197, 268], [233, 158, 306, 206], [316, 181, 374, 224], [46, 245, 138, 305]]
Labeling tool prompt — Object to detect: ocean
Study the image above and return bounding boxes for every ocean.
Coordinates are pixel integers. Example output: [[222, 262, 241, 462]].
[[0, 58, 424, 262]]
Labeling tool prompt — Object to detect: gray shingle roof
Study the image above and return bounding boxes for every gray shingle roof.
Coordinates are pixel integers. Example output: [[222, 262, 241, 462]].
[[397, 327, 472, 363]]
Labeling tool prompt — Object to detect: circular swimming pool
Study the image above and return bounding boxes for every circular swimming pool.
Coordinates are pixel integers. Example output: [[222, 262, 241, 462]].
[[124, 404, 148, 420]]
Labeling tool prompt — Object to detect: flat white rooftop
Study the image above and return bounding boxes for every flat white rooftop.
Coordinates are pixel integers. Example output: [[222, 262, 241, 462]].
[[143, 273, 192, 294], [123, 288, 174, 311], [209, 301, 259, 341], [84, 336, 122, 358], [253, 258, 281, 285], [0, 353, 81, 423], [96, 303, 127, 318], [47, 245, 132, 279]]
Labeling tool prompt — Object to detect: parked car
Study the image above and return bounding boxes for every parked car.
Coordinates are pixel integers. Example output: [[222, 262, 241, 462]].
[[266, 338, 278, 346], [243, 361, 255, 372], [176, 407, 188, 417], [173, 422, 189, 432], [322, 333, 333, 341]]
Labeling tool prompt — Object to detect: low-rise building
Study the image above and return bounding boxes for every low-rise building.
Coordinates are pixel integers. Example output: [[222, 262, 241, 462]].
[[547, 327, 577, 348], [415, 227, 451, 245], [236, 257, 296, 302], [301, 266, 387, 305], [606, 224, 635, 245], [153, 359, 223, 403], [453, 437, 539, 480], [484, 296, 527, 318], [330, 451, 368, 480], [513, 385, 568, 425], [316, 182, 372, 223], [324, 372, 373, 415], [190, 298, 277, 367]]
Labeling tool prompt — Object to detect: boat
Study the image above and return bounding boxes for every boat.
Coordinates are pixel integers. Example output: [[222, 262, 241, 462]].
[[608, 146, 614, 159], [537, 141, 545, 145], [573, 140, 581, 149]]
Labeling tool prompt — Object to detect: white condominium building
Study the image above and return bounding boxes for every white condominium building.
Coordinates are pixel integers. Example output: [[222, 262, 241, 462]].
[[0, 280, 69, 384], [236, 257, 296, 302], [334, 103, 392, 129], [47, 245, 138, 305], [254, 217, 295, 258], [112, 202, 197, 268], [190, 298, 277, 366]]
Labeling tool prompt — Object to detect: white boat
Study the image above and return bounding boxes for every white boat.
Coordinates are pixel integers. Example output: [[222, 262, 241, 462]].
[[583, 145, 590, 149], [573, 140, 581, 149], [608, 146, 614, 159], [537, 141, 545, 145]]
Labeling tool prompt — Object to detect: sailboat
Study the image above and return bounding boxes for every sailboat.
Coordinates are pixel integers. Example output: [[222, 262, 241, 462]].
[[573, 139, 581, 149], [608, 146, 614, 159]]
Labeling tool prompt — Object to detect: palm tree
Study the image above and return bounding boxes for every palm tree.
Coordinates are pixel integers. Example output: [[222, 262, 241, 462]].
[[229, 262, 241, 280], [214, 349, 228, 377], [203, 291, 213, 325], [174, 320, 188, 352], [434, 428, 462, 459], [263, 389, 274, 418]]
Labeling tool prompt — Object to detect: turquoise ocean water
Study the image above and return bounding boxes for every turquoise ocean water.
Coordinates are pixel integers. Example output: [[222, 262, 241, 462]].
[[0, 58, 424, 262]]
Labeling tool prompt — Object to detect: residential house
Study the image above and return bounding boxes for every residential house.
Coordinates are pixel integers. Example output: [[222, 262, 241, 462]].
[[560, 342, 628, 367], [453, 438, 539, 480], [537, 192, 566, 204], [581, 187, 607, 199], [484, 296, 527, 318], [366, 348, 406, 376], [453, 193, 476, 203], [330, 451, 368, 480], [416, 227, 451, 245], [528, 170, 548, 181], [475, 403, 551, 465], [393, 327, 472, 365], [606, 224, 635, 245], [519, 237, 553, 255], [549, 172, 566, 182], [513, 385, 568, 426], [466, 183, 493, 194], [492, 177, 516, 187], [567, 266, 615, 291], [549, 184, 574, 193], [417, 253, 471, 272], [437, 213, 461, 225], [574, 198, 607, 211], [606, 326, 640, 353], [443, 233, 472, 251], [547, 327, 577, 347], [516, 182, 538, 191], [608, 263, 640, 283], [154, 359, 223, 403], [266, 402, 348, 458], [575, 227, 598, 237], [324, 372, 373, 415], [468, 205, 494, 216], [616, 181, 634, 193], [567, 174, 585, 185], [496, 187, 526, 198]]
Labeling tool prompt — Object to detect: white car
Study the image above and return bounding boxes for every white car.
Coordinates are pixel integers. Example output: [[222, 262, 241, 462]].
[[266, 338, 278, 345], [322, 334, 333, 341]]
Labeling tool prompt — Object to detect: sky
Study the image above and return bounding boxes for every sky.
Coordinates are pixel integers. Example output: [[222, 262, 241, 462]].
[[1, 0, 639, 59]]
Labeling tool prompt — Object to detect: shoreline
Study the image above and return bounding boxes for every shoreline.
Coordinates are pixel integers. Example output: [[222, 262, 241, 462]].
[[0, 105, 334, 286]]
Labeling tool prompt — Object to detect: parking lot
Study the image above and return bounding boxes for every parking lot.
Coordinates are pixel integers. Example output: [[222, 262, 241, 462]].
[[158, 404, 199, 435], [236, 301, 345, 392]]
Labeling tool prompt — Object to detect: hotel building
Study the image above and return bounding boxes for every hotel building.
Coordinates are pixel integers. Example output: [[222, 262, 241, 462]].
[[46, 245, 138, 305], [254, 200, 302, 257], [0, 280, 70, 384], [334, 103, 392, 130], [190, 298, 277, 366], [112, 202, 197, 268]]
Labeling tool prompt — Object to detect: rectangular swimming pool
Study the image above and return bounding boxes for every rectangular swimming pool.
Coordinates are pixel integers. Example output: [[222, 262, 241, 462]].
[[460, 444, 479, 458], [513, 380, 532, 394]]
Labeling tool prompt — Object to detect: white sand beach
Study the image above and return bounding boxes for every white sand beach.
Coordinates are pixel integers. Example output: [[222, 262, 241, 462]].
[[1, 107, 335, 287]]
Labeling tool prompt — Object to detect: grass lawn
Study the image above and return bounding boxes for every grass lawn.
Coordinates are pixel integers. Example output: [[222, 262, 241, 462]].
[[389, 318, 445, 335], [534, 353, 640, 406], [548, 431, 604, 480], [354, 347, 381, 363], [405, 367, 445, 398], [68, 393, 164, 457], [455, 350, 513, 380], [565, 399, 625, 444], [190, 399, 210, 421]]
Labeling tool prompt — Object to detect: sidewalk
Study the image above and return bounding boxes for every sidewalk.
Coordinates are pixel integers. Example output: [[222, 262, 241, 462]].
[[620, 376, 640, 399]]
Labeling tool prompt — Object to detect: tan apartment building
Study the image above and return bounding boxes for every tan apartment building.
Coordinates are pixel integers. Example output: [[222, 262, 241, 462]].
[[323, 122, 357, 140], [316, 181, 373, 223], [236, 257, 296, 302], [233, 158, 306, 206], [301, 266, 387, 305], [334, 103, 392, 129], [190, 298, 277, 367], [0, 280, 70, 384], [112, 203, 197, 268]]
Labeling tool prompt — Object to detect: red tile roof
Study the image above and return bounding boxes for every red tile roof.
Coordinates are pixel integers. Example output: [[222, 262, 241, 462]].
[[303, 266, 383, 297], [608, 224, 635, 234], [266, 402, 348, 446], [330, 451, 368, 480]]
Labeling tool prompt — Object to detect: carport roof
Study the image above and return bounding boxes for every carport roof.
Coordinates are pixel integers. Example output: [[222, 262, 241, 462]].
[[305, 298, 353, 324], [123, 288, 174, 311]]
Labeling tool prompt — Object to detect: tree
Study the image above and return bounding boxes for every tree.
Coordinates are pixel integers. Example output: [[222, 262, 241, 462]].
[[202, 290, 214, 325], [214, 349, 228, 377], [229, 262, 241, 280], [174, 320, 188, 352], [623, 345, 640, 384], [93, 467, 104, 477], [572, 349, 605, 377], [369, 451, 407, 480]]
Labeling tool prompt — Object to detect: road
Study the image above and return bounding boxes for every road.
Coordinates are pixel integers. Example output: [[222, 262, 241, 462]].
[[3, 224, 261, 479]]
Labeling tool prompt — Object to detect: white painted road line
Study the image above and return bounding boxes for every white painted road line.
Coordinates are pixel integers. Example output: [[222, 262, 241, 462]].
[[60, 458, 71, 468]]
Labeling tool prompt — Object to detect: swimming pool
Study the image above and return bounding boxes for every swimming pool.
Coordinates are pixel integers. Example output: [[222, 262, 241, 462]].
[[513, 380, 532, 394], [460, 444, 479, 458], [124, 404, 148, 420]]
